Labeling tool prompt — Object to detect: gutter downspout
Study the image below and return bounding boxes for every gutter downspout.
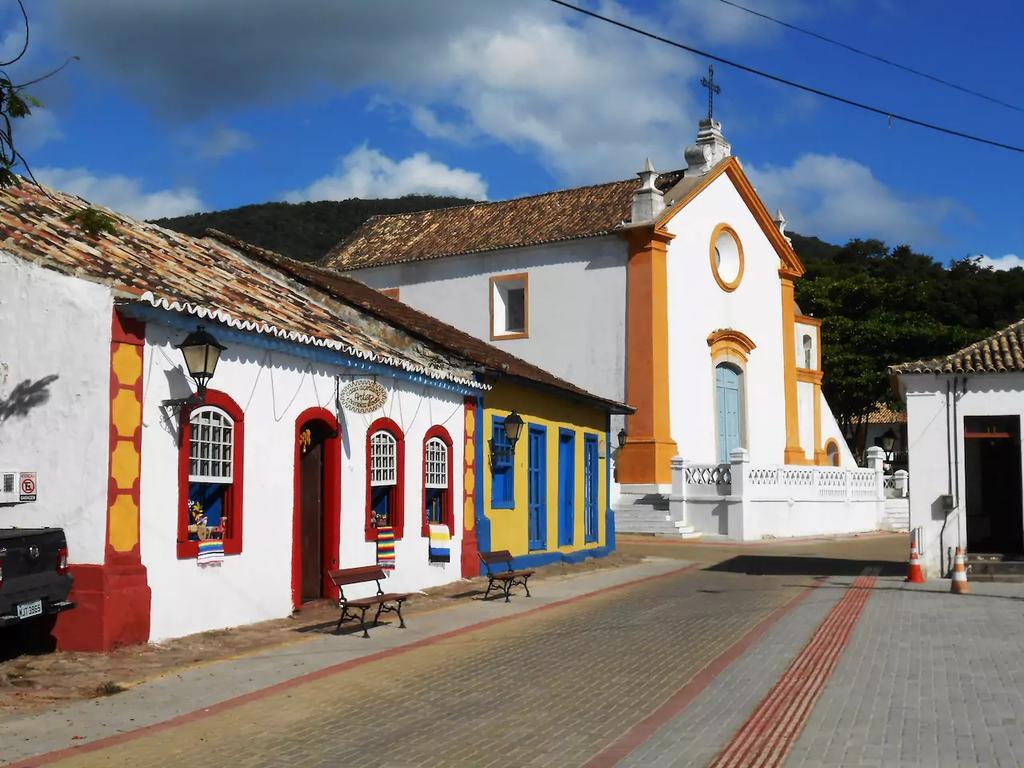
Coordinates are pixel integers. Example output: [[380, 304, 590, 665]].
[[939, 378, 952, 576]]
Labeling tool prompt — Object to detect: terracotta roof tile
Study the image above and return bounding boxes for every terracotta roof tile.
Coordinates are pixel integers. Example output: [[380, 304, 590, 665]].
[[890, 319, 1024, 375], [212, 230, 633, 414], [324, 170, 685, 270], [0, 180, 480, 389], [865, 402, 907, 424]]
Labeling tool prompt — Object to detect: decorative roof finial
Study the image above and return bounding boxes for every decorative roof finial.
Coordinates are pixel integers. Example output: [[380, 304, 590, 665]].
[[700, 64, 720, 121], [631, 158, 664, 223]]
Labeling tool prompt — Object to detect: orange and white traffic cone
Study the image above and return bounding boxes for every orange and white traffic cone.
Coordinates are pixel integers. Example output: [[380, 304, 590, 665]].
[[951, 547, 969, 594], [906, 534, 926, 583]]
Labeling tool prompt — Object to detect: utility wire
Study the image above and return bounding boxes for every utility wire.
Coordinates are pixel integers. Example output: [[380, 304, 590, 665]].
[[547, 0, 1024, 154], [718, 0, 1024, 114]]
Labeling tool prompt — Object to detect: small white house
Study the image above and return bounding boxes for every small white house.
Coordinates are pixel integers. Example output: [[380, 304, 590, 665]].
[[893, 320, 1024, 576], [0, 182, 481, 649]]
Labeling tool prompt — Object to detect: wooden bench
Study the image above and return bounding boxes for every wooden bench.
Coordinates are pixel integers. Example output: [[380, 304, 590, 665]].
[[328, 565, 411, 638], [479, 550, 534, 602]]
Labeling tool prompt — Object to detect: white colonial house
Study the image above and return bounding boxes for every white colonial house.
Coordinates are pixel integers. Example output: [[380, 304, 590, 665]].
[[893, 320, 1024, 577], [322, 116, 893, 542]]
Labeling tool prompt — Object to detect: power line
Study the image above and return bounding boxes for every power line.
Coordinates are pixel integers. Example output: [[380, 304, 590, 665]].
[[718, 0, 1024, 114], [547, 0, 1024, 154]]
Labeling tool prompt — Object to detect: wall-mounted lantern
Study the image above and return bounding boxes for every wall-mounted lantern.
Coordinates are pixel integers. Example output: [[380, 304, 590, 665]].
[[880, 427, 897, 460], [165, 325, 226, 407], [488, 410, 525, 466], [617, 427, 628, 450]]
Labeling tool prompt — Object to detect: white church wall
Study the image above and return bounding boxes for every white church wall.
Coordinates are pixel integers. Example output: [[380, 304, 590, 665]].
[[140, 320, 465, 642], [903, 372, 1024, 576], [664, 174, 788, 466], [0, 252, 111, 565], [797, 381, 815, 461], [346, 237, 629, 407], [820, 393, 857, 466]]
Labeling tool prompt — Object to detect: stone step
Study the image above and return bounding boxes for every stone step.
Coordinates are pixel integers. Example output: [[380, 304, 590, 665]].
[[613, 508, 702, 539]]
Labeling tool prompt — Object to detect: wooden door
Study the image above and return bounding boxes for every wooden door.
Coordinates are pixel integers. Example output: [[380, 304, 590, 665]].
[[528, 425, 547, 551], [299, 436, 324, 602], [558, 430, 575, 547], [584, 435, 599, 543]]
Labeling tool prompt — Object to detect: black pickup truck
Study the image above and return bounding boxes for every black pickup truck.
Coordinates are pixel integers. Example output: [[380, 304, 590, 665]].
[[0, 528, 75, 631]]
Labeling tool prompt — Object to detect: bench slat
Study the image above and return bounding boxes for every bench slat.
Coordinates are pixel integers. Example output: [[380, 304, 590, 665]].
[[329, 565, 387, 585], [479, 549, 513, 566]]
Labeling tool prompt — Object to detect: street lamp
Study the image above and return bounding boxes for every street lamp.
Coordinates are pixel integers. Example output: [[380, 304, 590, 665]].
[[880, 427, 897, 461], [176, 325, 226, 401], [503, 411, 524, 450], [617, 427, 628, 450]]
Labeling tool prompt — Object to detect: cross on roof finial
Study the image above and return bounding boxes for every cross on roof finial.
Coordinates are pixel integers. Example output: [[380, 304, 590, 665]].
[[700, 64, 720, 121]]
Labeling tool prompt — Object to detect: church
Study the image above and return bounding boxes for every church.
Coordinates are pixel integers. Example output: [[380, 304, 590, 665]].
[[323, 85, 891, 541]]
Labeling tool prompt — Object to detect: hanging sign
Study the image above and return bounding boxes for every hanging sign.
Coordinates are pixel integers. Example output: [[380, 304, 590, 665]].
[[339, 378, 388, 414]]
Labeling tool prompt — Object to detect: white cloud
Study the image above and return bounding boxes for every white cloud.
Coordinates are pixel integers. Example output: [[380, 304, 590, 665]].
[[14, 107, 62, 151], [35, 167, 204, 220], [284, 146, 488, 203], [746, 153, 968, 246], [670, 0, 814, 45], [977, 254, 1024, 271], [197, 127, 254, 160]]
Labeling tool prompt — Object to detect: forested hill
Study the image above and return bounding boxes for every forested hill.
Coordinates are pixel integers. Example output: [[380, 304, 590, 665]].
[[155, 197, 1024, 431], [152, 195, 475, 263]]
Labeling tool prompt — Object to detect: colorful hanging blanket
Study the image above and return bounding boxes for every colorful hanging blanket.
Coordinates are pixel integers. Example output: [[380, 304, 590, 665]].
[[197, 539, 224, 566], [376, 526, 396, 571], [428, 524, 451, 562]]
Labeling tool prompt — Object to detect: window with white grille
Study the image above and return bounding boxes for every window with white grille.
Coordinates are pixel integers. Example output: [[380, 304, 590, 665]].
[[370, 430, 398, 486], [424, 437, 449, 489], [188, 407, 234, 483]]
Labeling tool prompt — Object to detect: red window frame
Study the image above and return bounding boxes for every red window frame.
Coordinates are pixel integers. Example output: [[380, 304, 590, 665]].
[[365, 416, 405, 541], [421, 425, 454, 537], [177, 390, 245, 559]]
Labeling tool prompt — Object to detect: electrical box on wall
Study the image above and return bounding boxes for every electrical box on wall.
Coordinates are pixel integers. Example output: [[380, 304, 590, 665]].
[[0, 471, 36, 504]]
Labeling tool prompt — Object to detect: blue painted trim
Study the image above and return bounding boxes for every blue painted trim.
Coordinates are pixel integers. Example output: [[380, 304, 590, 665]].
[[606, 416, 616, 553], [527, 423, 548, 551], [557, 427, 576, 548], [584, 433, 599, 544], [121, 303, 479, 397], [474, 396, 490, 555], [504, 544, 613, 572], [489, 414, 515, 509]]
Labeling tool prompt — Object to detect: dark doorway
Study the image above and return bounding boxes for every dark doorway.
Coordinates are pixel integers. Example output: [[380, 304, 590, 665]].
[[299, 420, 334, 602], [965, 415, 1024, 554]]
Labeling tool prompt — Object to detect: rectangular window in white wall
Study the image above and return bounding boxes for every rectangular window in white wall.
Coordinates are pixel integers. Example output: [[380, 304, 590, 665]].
[[490, 273, 529, 339]]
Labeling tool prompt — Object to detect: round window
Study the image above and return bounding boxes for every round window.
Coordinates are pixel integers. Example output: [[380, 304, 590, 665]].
[[709, 224, 744, 292]]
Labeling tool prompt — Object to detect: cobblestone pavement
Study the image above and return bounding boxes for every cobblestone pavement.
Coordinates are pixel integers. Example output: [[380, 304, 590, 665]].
[[20, 565, 819, 767], [787, 580, 1024, 768]]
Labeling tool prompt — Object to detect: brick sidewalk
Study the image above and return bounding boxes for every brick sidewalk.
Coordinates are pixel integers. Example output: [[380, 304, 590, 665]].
[[8, 562, 818, 768]]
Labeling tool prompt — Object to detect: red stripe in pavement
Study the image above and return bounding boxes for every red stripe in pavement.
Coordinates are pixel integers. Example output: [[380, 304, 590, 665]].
[[6, 562, 699, 768], [581, 576, 827, 768], [709, 569, 878, 768]]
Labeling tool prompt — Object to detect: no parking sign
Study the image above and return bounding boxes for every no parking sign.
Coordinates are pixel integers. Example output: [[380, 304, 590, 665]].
[[19, 472, 36, 502]]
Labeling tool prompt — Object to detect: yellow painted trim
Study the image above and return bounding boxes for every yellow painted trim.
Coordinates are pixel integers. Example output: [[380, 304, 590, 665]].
[[658, 157, 805, 279], [796, 368, 824, 385], [489, 272, 530, 341], [823, 438, 841, 466], [794, 314, 822, 327], [617, 227, 677, 485], [708, 223, 745, 292], [707, 328, 756, 365], [781, 277, 803, 464], [380, 287, 400, 300]]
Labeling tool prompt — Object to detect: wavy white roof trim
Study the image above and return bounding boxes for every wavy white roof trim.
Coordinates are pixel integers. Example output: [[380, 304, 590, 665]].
[[139, 292, 487, 391]]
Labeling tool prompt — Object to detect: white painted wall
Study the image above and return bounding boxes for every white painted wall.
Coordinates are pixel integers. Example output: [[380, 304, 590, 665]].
[[347, 237, 630, 406], [0, 253, 111, 564], [141, 320, 466, 641], [664, 174, 789, 466], [798, 381, 814, 461], [902, 372, 1024, 576]]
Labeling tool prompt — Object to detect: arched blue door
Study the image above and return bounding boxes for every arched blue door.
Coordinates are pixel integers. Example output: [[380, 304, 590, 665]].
[[716, 364, 742, 464]]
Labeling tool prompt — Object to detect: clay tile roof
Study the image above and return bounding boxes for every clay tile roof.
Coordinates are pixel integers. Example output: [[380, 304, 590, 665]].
[[0, 180, 480, 389], [211, 230, 633, 414], [890, 319, 1024, 375], [865, 402, 907, 424], [323, 170, 685, 270]]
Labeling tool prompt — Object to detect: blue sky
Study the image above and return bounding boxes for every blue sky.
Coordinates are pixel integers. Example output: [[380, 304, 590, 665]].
[[3, 1, 1021, 266]]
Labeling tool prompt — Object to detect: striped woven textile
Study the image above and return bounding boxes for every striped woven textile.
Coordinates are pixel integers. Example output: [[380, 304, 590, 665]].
[[197, 539, 224, 566], [376, 526, 396, 570], [428, 524, 451, 562]]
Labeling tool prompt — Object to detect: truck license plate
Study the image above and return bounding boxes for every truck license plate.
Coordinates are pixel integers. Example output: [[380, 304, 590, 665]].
[[17, 600, 42, 620]]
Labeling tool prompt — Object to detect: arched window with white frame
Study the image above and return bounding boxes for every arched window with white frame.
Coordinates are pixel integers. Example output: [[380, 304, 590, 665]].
[[422, 426, 453, 535], [802, 334, 814, 369], [178, 391, 245, 558], [365, 417, 405, 540]]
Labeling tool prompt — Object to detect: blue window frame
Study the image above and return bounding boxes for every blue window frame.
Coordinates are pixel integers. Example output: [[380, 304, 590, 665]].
[[491, 415, 515, 509], [584, 434, 599, 543], [558, 429, 575, 547]]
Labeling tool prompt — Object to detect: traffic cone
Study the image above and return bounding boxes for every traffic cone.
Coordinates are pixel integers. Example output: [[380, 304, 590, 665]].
[[951, 547, 970, 594], [906, 534, 926, 583]]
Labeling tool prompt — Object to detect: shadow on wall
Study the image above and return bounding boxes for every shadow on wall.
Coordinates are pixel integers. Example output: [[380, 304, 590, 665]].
[[706, 555, 905, 578], [0, 375, 59, 426]]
